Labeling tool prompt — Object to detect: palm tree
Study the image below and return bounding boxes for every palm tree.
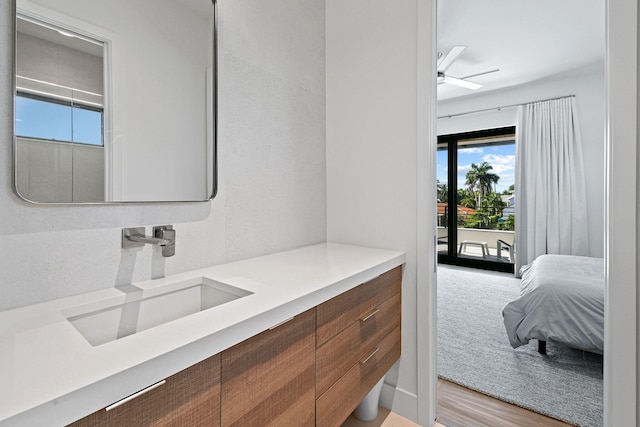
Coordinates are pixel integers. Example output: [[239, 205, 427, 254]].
[[465, 162, 500, 207], [437, 181, 448, 203]]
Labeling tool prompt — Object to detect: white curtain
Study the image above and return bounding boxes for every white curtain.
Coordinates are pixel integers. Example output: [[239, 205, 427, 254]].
[[514, 96, 589, 275]]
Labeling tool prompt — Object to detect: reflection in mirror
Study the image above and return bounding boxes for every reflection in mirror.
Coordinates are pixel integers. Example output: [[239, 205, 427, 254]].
[[16, 16, 105, 202], [14, 0, 216, 203]]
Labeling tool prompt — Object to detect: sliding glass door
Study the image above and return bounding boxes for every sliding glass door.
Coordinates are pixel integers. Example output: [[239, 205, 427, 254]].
[[437, 126, 515, 273]]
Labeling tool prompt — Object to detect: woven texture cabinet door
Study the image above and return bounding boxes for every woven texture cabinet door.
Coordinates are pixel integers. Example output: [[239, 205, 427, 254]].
[[220, 308, 316, 427], [315, 266, 402, 427], [68, 354, 220, 427], [316, 326, 401, 427], [316, 266, 402, 347], [316, 293, 401, 396]]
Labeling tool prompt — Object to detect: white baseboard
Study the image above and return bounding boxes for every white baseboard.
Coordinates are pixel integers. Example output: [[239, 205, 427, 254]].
[[379, 383, 420, 424]]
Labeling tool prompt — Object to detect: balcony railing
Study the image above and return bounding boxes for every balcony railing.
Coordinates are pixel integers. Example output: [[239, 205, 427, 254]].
[[437, 227, 515, 263]]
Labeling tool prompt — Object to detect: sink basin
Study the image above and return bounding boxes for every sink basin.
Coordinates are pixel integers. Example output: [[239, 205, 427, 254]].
[[63, 277, 253, 346]]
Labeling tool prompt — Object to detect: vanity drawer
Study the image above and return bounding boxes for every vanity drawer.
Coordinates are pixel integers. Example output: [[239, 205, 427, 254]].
[[69, 354, 220, 427], [316, 293, 401, 396], [316, 266, 401, 347], [220, 309, 316, 427], [316, 326, 401, 427]]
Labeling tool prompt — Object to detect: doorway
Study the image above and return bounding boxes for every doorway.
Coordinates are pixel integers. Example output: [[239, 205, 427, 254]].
[[432, 0, 607, 425]]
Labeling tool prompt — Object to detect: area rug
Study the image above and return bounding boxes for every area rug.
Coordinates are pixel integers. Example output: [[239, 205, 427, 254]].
[[437, 265, 603, 427]]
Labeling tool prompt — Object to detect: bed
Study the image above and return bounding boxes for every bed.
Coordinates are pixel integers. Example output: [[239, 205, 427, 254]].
[[502, 254, 605, 354]]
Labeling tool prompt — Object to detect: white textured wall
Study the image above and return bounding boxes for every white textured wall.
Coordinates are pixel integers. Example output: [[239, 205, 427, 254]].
[[219, 0, 326, 261], [606, 0, 638, 423], [16, 139, 105, 202], [326, 0, 435, 424], [0, 0, 326, 311], [437, 62, 606, 258]]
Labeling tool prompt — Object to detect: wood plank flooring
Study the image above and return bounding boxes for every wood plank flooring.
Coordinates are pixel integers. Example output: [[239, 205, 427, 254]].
[[436, 379, 574, 427]]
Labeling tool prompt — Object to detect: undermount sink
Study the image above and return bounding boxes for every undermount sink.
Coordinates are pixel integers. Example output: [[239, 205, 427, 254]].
[[63, 277, 253, 346]]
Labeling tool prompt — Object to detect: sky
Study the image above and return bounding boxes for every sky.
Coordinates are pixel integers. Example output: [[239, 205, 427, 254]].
[[15, 96, 103, 146], [437, 143, 515, 194]]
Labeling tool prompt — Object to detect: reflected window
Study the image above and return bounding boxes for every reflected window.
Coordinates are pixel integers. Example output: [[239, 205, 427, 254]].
[[15, 15, 106, 203], [16, 94, 103, 146]]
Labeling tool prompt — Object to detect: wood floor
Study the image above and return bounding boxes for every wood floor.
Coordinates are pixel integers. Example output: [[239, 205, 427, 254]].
[[341, 379, 574, 427], [436, 379, 574, 427]]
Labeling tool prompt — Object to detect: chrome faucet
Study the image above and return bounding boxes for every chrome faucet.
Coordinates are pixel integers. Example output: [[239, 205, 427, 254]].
[[122, 226, 176, 257]]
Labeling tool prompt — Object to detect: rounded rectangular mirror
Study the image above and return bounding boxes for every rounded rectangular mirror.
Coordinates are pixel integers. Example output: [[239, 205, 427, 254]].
[[13, 0, 216, 203]]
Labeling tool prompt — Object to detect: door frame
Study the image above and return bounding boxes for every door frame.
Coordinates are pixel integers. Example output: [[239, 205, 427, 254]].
[[417, 0, 638, 425], [436, 126, 516, 274]]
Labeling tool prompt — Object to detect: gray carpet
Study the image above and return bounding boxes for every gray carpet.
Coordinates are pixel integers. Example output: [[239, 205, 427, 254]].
[[437, 265, 603, 427]]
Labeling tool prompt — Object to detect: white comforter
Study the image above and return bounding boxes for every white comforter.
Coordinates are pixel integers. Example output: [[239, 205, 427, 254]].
[[502, 254, 605, 354]]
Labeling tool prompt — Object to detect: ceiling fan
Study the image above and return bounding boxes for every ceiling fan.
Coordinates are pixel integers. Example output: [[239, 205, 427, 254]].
[[437, 45, 499, 90]]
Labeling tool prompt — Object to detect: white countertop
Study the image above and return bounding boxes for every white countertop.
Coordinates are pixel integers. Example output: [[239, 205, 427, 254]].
[[0, 242, 405, 426]]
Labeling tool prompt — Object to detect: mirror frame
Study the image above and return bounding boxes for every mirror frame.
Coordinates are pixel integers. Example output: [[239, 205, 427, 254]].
[[12, 0, 218, 204]]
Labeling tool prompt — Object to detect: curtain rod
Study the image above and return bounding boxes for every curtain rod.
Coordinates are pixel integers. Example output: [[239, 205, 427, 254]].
[[437, 94, 575, 120]]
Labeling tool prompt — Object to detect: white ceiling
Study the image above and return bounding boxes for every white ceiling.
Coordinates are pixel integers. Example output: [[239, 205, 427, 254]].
[[437, 0, 605, 101], [17, 16, 104, 57]]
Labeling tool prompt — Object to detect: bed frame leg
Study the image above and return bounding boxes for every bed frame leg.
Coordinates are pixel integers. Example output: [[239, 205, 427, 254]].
[[538, 340, 547, 355]]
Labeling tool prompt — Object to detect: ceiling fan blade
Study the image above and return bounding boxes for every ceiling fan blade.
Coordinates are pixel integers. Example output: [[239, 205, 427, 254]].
[[443, 75, 482, 90], [437, 45, 466, 72], [460, 68, 500, 80]]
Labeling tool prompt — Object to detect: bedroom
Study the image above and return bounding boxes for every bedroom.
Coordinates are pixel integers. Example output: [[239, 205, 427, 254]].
[[435, 0, 605, 425]]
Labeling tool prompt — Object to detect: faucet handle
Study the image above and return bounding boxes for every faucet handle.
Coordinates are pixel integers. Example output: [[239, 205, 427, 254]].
[[153, 225, 175, 257], [122, 227, 146, 249]]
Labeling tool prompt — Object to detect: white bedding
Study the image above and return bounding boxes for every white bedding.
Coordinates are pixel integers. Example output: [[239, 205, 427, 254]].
[[502, 254, 605, 354]]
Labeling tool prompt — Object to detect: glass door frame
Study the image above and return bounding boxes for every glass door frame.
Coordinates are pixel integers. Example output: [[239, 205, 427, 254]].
[[437, 126, 516, 273]]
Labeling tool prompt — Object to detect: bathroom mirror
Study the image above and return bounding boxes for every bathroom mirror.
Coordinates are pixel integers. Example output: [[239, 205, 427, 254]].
[[13, 0, 216, 203]]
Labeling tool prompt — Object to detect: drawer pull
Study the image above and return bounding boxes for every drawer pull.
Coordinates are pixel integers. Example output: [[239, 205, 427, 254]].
[[360, 348, 379, 365], [106, 380, 166, 411], [360, 309, 380, 322], [269, 316, 294, 330]]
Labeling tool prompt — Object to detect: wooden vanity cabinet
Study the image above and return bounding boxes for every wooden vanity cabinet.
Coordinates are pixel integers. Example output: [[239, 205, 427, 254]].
[[68, 266, 401, 427], [68, 354, 220, 427], [315, 266, 402, 427], [220, 308, 316, 427]]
